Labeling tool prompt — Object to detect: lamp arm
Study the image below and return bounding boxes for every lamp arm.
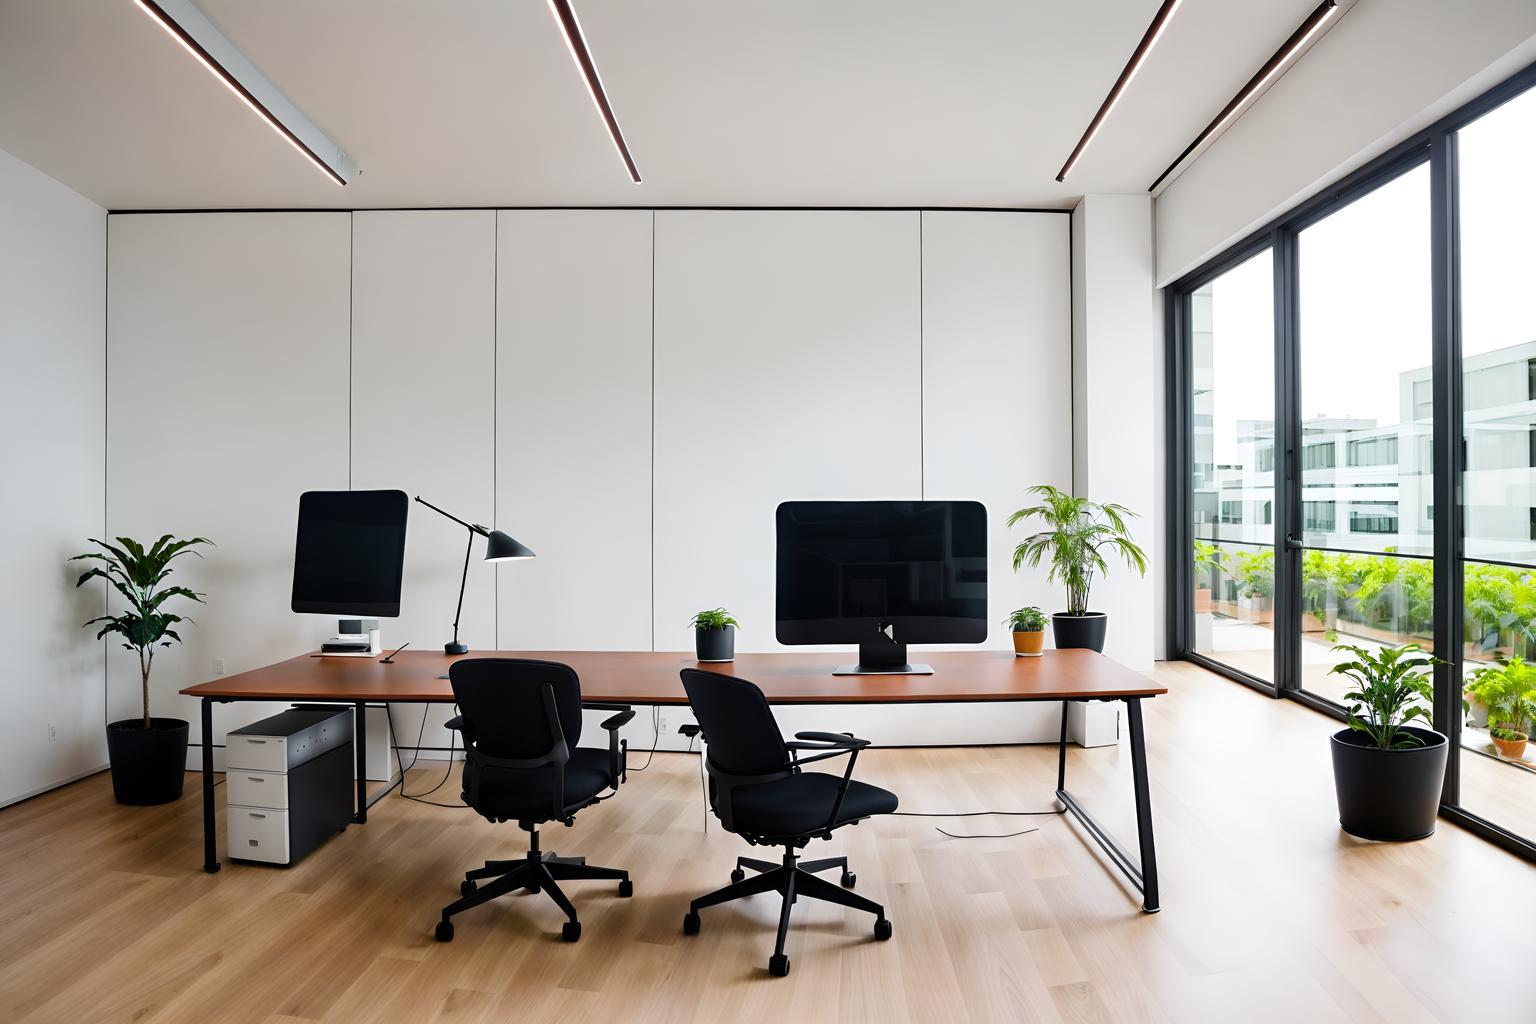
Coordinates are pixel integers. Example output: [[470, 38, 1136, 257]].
[[414, 495, 486, 535], [451, 530, 474, 648]]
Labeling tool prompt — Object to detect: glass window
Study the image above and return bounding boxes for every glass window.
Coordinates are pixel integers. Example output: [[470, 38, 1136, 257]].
[[1456, 82, 1536, 841], [1190, 250, 1274, 682], [1297, 164, 1433, 704]]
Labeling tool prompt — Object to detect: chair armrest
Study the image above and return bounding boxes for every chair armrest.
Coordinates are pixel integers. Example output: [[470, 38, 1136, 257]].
[[444, 715, 465, 732], [598, 707, 636, 731], [790, 730, 871, 749]]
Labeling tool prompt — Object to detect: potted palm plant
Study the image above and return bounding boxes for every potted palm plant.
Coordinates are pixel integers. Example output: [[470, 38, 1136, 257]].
[[1476, 658, 1536, 760], [1327, 644, 1447, 841], [689, 607, 739, 663], [1004, 606, 1047, 657], [72, 535, 210, 805], [1008, 485, 1147, 653]]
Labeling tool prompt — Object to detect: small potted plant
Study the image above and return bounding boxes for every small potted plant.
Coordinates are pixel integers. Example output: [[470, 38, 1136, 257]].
[[689, 607, 739, 663], [71, 534, 210, 805], [1192, 539, 1222, 615], [1004, 606, 1047, 657], [1008, 485, 1147, 653], [1479, 660, 1535, 760], [1327, 643, 1448, 841]]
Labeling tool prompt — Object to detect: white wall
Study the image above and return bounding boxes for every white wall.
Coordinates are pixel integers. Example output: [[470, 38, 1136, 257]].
[[98, 207, 1084, 762], [1156, 0, 1536, 285], [107, 213, 351, 769], [351, 210, 496, 769], [0, 148, 106, 807], [1072, 196, 1159, 672]]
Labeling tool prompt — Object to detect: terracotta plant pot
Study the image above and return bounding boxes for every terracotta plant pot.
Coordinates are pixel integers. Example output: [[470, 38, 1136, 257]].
[[1194, 586, 1212, 614], [1011, 630, 1044, 657], [1491, 732, 1528, 760]]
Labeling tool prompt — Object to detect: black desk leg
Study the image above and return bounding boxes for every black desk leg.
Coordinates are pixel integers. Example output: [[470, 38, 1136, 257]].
[[354, 702, 368, 824], [1126, 697, 1160, 913], [1055, 696, 1160, 913], [201, 697, 220, 873]]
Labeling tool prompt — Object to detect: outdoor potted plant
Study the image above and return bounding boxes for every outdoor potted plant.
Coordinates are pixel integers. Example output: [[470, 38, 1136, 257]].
[[1478, 658, 1536, 760], [1327, 643, 1448, 841], [71, 534, 210, 805], [1004, 606, 1047, 657], [689, 607, 739, 663], [1232, 548, 1274, 625], [1192, 539, 1222, 615], [1008, 485, 1147, 653]]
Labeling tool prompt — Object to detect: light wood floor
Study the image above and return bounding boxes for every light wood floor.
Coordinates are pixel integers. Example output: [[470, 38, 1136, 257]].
[[3, 662, 1534, 1023]]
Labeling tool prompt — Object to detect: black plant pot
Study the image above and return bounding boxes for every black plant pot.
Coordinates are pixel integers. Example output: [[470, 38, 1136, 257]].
[[106, 718, 190, 805], [1330, 725, 1447, 841], [1052, 612, 1108, 653], [695, 626, 736, 663]]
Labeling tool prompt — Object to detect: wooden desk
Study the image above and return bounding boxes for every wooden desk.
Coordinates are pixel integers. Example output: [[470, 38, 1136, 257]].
[[183, 649, 1167, 910]]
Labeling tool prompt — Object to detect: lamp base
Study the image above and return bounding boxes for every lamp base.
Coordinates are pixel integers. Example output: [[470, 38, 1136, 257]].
[[444, 642, 469, 655]]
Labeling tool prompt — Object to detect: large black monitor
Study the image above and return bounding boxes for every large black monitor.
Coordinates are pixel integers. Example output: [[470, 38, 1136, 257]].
[[775, 500, 987, 675], [291, 490, 409, 617]]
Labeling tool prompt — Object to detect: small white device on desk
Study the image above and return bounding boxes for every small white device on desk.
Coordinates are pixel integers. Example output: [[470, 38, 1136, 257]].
[[320, 617, 381, 657], [226, 705, 354, 866]]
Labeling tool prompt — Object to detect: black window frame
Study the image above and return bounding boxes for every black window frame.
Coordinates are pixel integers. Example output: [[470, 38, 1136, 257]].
[[1165, 59, 1536, 865]]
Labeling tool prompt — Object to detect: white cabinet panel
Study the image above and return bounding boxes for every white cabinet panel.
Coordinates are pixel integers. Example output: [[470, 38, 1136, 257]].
[[652, 211, 922, 654], [495, 210, 653, 650], [921, 211, 1073, 650], [106, 213, 350, 753]]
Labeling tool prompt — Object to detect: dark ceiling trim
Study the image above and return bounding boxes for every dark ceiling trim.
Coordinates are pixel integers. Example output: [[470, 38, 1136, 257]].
[[547, 0, 642, 183], [1147, 0, 1341, 193], [1055, 0, 1184, 182]]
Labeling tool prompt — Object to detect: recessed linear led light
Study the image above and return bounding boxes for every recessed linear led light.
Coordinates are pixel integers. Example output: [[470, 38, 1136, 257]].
[[1055, 0, 1184, 183], [546, 0, 642, 183], [133, 0, 358, 186], [1148, 0, 1340, 193]]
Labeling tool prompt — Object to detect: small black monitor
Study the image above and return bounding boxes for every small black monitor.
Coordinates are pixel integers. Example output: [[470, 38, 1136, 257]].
[[291, 490, 409, 616], [776, 500, 987, 673]]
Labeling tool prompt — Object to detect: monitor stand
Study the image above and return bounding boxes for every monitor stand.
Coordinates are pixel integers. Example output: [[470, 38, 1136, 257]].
[[833, 640, 933, 676]]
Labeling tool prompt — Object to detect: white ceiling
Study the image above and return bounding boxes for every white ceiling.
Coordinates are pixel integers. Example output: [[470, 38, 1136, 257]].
[[0, 0, 1322, 210]]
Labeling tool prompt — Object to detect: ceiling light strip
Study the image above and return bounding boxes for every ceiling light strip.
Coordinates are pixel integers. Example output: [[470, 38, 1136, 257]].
[[546, 0, 642, 183], [1055, 0, 1184, 182], [1147, 0, 1340, 193], [133, 0, 356, 186]]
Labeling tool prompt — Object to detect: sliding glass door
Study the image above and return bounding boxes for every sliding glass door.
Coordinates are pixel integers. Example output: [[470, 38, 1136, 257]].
[[1295, 165, 1434, 704], [1169, 65, 1536, 863]]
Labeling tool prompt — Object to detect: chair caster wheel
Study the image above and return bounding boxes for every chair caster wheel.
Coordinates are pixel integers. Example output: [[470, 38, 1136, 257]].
[[730, 868, 745, 884], [561, 921, 582, 942], [618, 879, 633, 898], [769, 954, 791, 977], [525, 883, 540, 894], [434, 921, 454, 942], [874, 918, 892, 941], [841, 871, 856, 889], [682, 912, 700, 935], [460, 879, 477, 897]]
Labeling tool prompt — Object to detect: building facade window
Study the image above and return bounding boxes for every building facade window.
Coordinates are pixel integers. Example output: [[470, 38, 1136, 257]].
[[1303, 500, 1336, 531], [1347, 435, 1398, 467], [1302, 442, 1335, 470]]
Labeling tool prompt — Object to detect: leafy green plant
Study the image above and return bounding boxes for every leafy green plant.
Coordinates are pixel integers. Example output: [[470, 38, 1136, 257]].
[[71, 535, 211, 729], [1328, 643, 1438, 749], [688, 607, 739, 631], [1232, 548, 1274, 600], [1470, 655, 1536, 736], [1004, 606, 1047, 632], [1490, 725, 1528, 742], [1192, 539, 1225, 586], [1008, 485, 1147, 617]]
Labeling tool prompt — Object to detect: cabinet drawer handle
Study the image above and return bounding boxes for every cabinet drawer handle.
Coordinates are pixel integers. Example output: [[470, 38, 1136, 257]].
[[247, 777, 263, 783], [249, 813, 266, 819]]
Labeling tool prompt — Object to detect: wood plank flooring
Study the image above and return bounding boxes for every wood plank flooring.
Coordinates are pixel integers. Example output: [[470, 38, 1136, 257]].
[[2, 661, 1533, 1023]]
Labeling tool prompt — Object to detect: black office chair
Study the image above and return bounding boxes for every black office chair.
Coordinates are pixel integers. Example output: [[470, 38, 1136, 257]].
[[678, 668, 898, 977], [433, 658, 636, 943]]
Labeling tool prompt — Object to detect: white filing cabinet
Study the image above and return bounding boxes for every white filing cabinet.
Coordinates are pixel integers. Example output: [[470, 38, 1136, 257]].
[[226, 706, 355, 866]]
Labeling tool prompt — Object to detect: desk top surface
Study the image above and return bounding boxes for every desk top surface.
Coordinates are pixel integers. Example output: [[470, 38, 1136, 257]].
[[180, 648, 1165, 704]]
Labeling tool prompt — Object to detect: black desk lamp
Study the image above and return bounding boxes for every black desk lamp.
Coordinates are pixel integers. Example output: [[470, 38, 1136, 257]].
[[415, 496, 534, 654]]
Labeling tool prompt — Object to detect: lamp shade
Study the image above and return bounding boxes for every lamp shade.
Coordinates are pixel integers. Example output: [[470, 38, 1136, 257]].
[[484, 530, 535, 562]]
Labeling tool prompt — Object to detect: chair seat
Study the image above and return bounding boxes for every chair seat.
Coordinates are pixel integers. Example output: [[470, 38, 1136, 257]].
[[730, 771, 898, 838], [464, 746, 613, 821]]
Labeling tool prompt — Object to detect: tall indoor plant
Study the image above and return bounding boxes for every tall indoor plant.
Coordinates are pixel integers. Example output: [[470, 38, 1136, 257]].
[[72, 534, 210, 804], [1327, 644, 1448, 840], [1008, 485, 1147, 653]]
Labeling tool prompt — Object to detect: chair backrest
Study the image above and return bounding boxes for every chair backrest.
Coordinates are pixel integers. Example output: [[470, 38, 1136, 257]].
[[449, 659, 583, 823], [680, 668, 790, 777], [450, 657, 584, 757]]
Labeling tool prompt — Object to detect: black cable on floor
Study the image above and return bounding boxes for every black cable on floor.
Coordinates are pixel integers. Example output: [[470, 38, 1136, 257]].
[[936, 826, 1041, 839], [625, 705, 662, 772], [894, 807, 1065, 839], [383, 703, 467, 809]]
